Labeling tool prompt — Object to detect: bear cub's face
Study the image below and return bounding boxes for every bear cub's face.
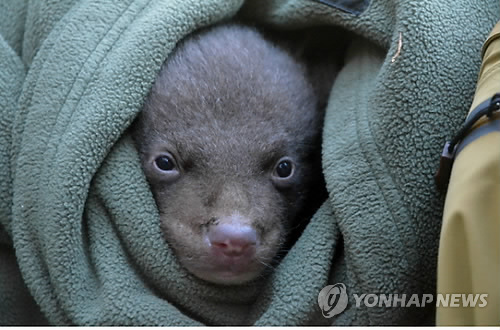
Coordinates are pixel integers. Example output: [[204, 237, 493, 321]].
[[133, 25, 324, 285]]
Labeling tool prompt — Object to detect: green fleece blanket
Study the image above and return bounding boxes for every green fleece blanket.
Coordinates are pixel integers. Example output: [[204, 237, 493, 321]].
[[0, 0, 498, 325]]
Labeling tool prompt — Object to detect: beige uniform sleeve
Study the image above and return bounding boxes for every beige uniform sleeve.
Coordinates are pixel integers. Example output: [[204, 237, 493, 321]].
[[437, 21, 500, 326]]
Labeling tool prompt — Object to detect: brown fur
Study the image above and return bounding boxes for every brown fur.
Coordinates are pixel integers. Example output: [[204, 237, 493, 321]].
[[132, 24, 330, 285]]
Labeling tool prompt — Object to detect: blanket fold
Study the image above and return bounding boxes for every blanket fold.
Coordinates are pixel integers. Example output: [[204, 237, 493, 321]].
[[1, 0, 499, 325]]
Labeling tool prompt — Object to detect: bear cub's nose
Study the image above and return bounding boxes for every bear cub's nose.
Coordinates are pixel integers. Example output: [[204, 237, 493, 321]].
[[208, 223, 257, 257]]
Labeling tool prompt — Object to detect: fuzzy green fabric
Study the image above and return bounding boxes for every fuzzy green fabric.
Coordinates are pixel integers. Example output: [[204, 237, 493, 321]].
[[0, 0, 498, 325]]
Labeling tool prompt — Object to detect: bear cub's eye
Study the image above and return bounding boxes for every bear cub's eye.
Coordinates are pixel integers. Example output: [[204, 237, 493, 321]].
[[155, 154, 176, 171], [271, 157, 296, 188], [276, 159, 294, 178]]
